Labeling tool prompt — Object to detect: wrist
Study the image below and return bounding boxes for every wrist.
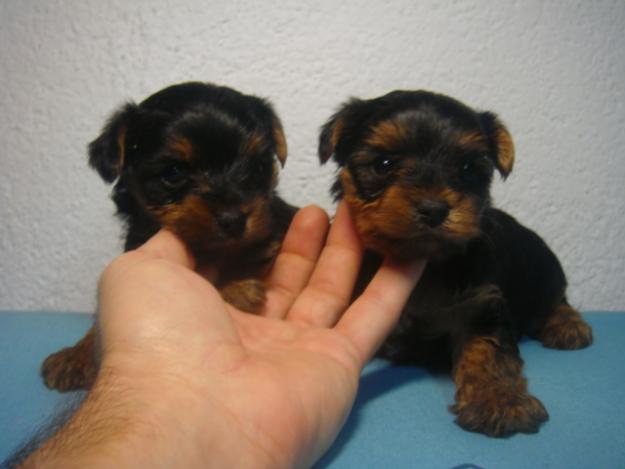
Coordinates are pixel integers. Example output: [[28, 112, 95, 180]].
[[23, 364, 273, 469], [103, 364, 279, 469]]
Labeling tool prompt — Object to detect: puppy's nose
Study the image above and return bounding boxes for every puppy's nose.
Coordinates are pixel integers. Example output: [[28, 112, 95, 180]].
[[416, 200, 450, 228], [217, 210, 247, 237]]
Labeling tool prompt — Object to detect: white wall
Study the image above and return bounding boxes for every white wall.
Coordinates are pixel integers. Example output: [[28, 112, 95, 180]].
[[1, 0, 624, 312]]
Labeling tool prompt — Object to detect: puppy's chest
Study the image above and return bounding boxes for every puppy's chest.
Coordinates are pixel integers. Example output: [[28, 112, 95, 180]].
[[398, 262, 473, 338], [206, 238, 283, 286]]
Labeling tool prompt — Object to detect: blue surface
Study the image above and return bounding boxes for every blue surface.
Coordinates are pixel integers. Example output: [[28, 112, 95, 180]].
[[1, 312, 624, 468]]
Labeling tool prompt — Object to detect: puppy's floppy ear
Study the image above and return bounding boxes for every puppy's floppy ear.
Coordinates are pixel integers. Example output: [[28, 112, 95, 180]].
[[271, 116, 288, 167], [481, 112, 515, 179], [254, 98, 288, 167], [318, 110, 347, 165], [88, 103, 139, 183], [319, 98, 366, 165]]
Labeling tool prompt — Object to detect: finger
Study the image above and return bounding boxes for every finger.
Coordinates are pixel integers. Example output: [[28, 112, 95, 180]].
[[136, 229, 196, 270], [335, 258, 426, 367], [262, 206, 330, 319], [287, 201, 363, 327]]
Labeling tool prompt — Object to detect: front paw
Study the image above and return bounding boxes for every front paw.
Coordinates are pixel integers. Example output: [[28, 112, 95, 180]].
[[541, 304, 593, 350], [220, 278, 266, 313], [452, 385, 549, 437], [41, 347, 95, 392]]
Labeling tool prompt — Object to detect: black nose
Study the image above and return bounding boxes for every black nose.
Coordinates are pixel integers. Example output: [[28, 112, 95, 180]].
[[416, 200, 450, 228], [217, 210, 247, 237]]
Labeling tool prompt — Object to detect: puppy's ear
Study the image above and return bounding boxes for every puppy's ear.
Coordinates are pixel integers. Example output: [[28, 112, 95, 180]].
[[254, 99, 288, 167], [319, 98, 366, 165], [271, 116, 288, 167], [88, 103, 139, 183], [481, 112, 515, 179], [318, 113, 345, 165]]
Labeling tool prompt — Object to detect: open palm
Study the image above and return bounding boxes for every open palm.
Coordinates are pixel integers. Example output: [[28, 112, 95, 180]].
[[96, 202, 425, 468]]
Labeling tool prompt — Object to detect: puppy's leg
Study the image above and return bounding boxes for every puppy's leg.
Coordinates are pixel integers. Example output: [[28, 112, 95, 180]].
[[450, 287, 548, 437], [452, 335, 548, 437], [540, 301, 593, 350], [41, 325, 97, 392], [220, 278, 266, 314]]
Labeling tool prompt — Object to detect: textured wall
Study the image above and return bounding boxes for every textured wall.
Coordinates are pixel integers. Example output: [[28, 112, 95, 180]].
[[1, 0, 624, 312]]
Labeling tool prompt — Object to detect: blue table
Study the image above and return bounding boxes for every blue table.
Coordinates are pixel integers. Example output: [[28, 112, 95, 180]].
[[1, 312, 624, 468]]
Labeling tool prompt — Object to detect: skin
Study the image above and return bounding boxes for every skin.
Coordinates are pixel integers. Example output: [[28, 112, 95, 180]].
[[20, 202, 425, 469]]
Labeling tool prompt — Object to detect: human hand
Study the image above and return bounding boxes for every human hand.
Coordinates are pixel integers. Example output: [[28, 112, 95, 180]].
[[24, 202, 425, 469]]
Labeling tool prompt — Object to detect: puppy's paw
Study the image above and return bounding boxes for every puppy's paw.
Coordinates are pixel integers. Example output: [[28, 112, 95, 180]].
[[541, 304, 593, 350], [220, 278, 266, 314], [41, 347, 96, 392], [452, 385, 549, 437]]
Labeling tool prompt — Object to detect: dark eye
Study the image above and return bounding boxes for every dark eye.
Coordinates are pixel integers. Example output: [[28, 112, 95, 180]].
[[461, 156, 490, 184], [160, 164, 188, 187], [372, 156, 395, 175], [243, 160, 272, 189]]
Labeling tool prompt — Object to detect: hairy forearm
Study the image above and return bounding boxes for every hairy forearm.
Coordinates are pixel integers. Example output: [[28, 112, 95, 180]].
[[20, 367, 166, 468], [18, 365, 275, 469]]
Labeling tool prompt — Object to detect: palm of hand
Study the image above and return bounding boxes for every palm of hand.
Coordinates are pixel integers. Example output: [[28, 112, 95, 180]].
[[97, 204, 423, 468]]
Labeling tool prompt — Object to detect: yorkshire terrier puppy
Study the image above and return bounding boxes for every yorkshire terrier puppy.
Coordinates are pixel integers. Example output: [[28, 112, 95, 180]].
[[42, 82, 297, 391], [319, 90, 593, 437]]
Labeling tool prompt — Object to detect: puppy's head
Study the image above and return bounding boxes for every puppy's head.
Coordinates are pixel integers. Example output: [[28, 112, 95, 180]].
[[319, 90, 514, 260], [89, 82, 287, 257]]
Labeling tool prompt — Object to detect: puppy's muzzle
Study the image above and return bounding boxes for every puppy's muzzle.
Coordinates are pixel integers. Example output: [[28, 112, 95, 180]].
[[216, 210, 247, 237], [416, 199, 450, 228]]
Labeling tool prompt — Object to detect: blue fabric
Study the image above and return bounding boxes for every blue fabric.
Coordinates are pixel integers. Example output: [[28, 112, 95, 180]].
[[1, 312, 624, 468]]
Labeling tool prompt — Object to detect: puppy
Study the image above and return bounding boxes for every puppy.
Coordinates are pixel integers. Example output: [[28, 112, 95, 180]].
[[319, 90, 593, 437], [42, 82, 297, 391]]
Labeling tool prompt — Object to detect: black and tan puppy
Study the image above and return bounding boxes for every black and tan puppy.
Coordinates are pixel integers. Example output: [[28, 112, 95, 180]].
[[42, 82, 297, 391], [319, 90, 593, 437]]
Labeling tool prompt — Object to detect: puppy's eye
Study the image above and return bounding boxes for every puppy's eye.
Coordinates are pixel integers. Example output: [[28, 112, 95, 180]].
[[160, 164, 188, 186], [243, 160, 272, 190], [372, 156, 395, 175], [460, 156, 490, 183]]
